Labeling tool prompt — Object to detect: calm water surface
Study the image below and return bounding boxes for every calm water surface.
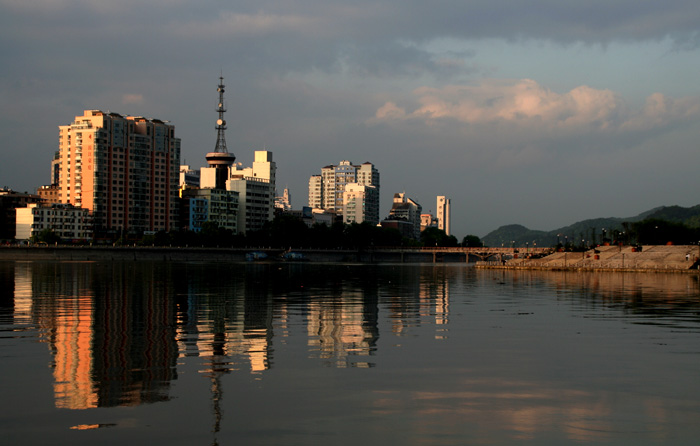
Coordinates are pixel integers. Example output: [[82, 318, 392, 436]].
[[2, 260, 700, 445]]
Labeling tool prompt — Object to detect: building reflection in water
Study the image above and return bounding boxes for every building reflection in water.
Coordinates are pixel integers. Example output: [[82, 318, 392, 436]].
[[8, 262, 456, 409], [9, 262, 455, 410], [5, 260, 700, 443], [15, 262, 179, 409]]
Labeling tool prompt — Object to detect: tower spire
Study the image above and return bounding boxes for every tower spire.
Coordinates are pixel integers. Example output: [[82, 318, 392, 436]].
[[205, 76, 236, 190], [214, 76, 228, 153]]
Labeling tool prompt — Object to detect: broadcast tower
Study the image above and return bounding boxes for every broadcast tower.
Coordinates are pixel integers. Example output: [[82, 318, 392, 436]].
[[205, 77, 236, 190]]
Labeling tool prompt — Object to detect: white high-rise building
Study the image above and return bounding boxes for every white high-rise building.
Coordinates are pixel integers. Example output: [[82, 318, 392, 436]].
[[437, 196, 451, 236], [308, 175, 322, 209], [309, 160, 379, 217], [342, 184, 379, 225]]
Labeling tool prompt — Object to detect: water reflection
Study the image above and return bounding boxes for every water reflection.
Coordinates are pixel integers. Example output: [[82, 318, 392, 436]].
[[3, 261, 700, 445], [5, 262, 457, 410]]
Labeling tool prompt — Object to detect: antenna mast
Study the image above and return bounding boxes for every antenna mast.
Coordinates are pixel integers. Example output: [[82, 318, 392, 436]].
[[214, 76, 228, 153]]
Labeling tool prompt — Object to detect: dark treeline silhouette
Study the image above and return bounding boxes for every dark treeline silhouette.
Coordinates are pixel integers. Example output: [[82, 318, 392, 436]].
[[129, 215, 462, 249], [630, 218, 700, 245]]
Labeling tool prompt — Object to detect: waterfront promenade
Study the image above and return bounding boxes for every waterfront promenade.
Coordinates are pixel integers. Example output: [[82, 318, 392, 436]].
[[477, 245, 700, 273], [2, 244, 697, 271], [0, 245, 546, 263]]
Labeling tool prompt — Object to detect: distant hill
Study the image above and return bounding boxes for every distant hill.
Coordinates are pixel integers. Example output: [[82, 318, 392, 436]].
[[481, 205, 700, 248]]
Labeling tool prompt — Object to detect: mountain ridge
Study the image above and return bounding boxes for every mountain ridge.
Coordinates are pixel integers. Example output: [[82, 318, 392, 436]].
[[481, 204, 700, 247]]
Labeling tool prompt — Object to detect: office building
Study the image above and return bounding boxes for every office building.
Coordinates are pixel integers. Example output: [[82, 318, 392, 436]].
[[57, 109, 180, 234]]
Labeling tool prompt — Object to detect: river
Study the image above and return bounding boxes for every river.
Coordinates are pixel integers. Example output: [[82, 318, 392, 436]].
[[2, 260, 700, 445]]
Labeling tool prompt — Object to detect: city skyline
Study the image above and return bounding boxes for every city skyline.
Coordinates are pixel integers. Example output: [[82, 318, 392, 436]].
[[2, 1, 700, 237]]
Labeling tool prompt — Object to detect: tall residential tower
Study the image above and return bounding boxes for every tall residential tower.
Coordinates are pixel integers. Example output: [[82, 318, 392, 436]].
[[57, 110, 180, 233], [308, 160, 379, 223], [437, 196, 451, 236]]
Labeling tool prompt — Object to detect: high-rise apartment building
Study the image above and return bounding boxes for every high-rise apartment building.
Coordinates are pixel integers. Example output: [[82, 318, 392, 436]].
[[308, 175, 322, 209], [57, 110, 180, 233], [309, 160, 380, 220], [437, 196, 451, 236], [343, 184, 379, 225]]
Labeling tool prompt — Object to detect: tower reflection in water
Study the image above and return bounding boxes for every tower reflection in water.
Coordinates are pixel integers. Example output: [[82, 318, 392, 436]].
[[11, 261, 452, 410]]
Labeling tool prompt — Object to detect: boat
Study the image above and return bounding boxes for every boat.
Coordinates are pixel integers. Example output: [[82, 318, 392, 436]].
[[246, 251, 269, 261], [281, 251, 308, 262]]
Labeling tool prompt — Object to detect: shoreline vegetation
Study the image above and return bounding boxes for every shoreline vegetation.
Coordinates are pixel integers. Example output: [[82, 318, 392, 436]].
[[1, 244, 699, 273]]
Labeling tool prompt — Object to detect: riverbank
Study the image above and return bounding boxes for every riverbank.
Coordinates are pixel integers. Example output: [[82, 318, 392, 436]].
[[0, 246, 439, 263], [477, 245, 700, 273]]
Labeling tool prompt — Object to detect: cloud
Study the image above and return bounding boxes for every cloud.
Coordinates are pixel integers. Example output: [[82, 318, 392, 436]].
[[122, 94, 144, 105], [176, 11, 320, 38], [371, 79, 700, 134]]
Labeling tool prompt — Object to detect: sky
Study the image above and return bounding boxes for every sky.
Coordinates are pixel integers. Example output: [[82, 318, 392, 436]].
[[2, 0, 700, 238]]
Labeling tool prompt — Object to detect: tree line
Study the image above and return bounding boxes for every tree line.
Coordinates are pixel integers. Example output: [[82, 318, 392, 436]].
[[132, 215, 479, 249]]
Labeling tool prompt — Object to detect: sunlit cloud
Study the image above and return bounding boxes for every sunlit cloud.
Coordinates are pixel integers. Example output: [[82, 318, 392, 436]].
[[371, 79, 700, 133], [121, 94, 144, 105], [176, 11, 320, 38]]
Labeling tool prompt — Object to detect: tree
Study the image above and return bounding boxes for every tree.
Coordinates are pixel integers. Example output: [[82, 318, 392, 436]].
[[32, 228, 61, 245], [631, 218, 699, 245], [421, 227, 458, 247], [461, 234, 483, 247]]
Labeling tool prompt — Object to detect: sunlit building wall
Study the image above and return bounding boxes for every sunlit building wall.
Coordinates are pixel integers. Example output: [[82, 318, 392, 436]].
[[437, 195, 451, 236], [310, 160, 380, 217], [16, 203, 92, 241], [227, 150, 276, 234], [57, 110, 181, 233], [343, 183, 379, 225]]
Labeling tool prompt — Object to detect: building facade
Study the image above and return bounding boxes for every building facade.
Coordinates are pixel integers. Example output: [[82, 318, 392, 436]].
[[385, 192, 422, 240], [181, 188, 238, 233], [226, 150, 276, 234], [420, 213, 439, 232], [36, 185, 61, 205], [57, 110, 181, 235], [0, 188, 44, 240], [342, 184, 379, 225], [309, 160, 380, 218], [275, 188, 292, 212], [179, 165, 201, 189], [437, 196, 451, 236], [16, 203, 92, 241]]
